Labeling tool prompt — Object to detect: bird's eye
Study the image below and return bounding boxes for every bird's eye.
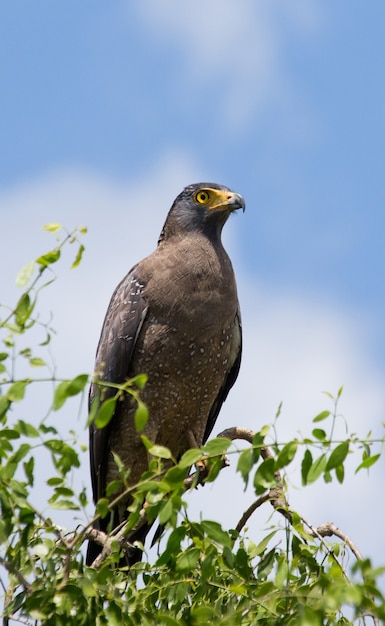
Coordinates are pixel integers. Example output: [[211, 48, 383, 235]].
[[194, 190, 210, 204]]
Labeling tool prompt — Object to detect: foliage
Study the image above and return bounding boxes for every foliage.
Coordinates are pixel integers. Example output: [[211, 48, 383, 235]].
[[0, 226, 384, 625]]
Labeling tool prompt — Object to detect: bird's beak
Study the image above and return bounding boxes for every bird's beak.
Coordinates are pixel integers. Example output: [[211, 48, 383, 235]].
[[208, 190, 246, 213], [226, 192, 246, 213]]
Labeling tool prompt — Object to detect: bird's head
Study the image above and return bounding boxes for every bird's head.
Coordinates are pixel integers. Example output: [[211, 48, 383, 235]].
[[160, 183, 245, 242]]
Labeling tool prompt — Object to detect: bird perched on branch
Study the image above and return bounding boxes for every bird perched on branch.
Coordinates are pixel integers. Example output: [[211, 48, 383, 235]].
[[86, 182, 245, 566]]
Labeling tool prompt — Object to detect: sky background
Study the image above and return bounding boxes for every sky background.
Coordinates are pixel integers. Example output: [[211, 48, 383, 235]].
[[1, 0, 385, 583]]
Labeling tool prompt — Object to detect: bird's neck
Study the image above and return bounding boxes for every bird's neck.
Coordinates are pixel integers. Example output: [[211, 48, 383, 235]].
[[158, 219, 225, 248]]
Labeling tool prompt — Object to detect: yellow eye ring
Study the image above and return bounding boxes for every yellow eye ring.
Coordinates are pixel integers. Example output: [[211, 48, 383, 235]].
[[194, 190, 210, 204]]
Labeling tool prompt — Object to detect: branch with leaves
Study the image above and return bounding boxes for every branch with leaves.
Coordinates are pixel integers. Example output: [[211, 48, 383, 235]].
[[1, 225, 384, 626]]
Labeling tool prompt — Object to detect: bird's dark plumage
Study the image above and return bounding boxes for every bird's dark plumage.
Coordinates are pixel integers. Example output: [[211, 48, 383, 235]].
[[86, 183, 244, 566]]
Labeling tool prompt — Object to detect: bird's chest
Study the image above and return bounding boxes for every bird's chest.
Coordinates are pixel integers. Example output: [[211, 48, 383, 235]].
[[134, 316, 238, 448], [145, 244, 236, 332], [137, 247, 238, 371]]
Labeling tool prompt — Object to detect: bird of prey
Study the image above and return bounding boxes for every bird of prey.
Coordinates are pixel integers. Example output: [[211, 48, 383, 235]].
[[86, 182, 245, 566]]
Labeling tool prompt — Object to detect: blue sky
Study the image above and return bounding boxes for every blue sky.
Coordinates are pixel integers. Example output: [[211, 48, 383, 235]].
[[1, 1, 385, 577], [1, 2, 384, 313]]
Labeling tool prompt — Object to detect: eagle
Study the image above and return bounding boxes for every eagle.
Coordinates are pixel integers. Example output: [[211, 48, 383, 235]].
[[86, 182, 245, 566]]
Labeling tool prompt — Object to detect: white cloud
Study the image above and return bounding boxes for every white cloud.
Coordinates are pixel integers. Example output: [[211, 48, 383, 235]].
[[1, 163, 384, 571], [133, 0, 324, 130], [200, 280, 385, 570]]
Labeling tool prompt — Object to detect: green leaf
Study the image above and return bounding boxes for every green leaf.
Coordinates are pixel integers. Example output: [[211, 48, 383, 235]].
[[158, 497, 173, 525], [15, 420, 39, 437], [326, 441, 349, 471], [237, 448, 253, 485], [253, 457, 275, 494], [15, 293, 34, 325], [306, 453, 327, 484], [163, 465, 186, 487], [29, 357, 46, 367], [0, 396, 10, 421], [52, 382, 68, 410], [190, 607, 216, 621], [42, 223, 62, 233], [16, 260, 35, 288], [313, 410, 330, 423], [47, 477, 63, 486], [204, 456, 223, 483], [259, 425, 270, 438], [53, 374, 88, 410], [134, 399, 148, 431], [50, 486, 75, 498], [66, 373, 89, 395], [36, 248, 61, 267], [48, 499, 79, 510], [355, 453, 380, 473], [275, 557, 289, 589], [111, 451, 124, 473], [335, 463, 345, 483], [249, 530, 278, 557], [71, 243, 85, 269], [106, 480, 121, 497], [95, 498, 110, 518], [301, 605, 323, 626], [155, 615, 181, 626], [23, 457, 35, 485], [148, 444, 172, 459], [10, 442, 31, 463], [312, 428, 327, 441], [276, 440, 297, 469], [324, 469, 332, 483], [7, 380, 29, 402], [45, 439, 80, 473], [39, 332, 51, 346], [140, 434, 153, 451], [40, 423, 58, 435], [164, 526, 186, 555], [301, 449, 313, 485], [32, 542, 50, 558], [178, 448, 203, 468], [131, 373, 147, 389], [78, 577, 98, 598], [94, 397, 117, 429], [202, 437, 231, 456], [1, 428, 20, 440], [257, 547, 275, 579], [176, 547, 200, 571], [201, 520, 232, 548]]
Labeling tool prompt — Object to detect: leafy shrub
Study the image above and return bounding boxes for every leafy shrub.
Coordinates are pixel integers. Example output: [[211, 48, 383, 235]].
[[0, 226, 384, 625]]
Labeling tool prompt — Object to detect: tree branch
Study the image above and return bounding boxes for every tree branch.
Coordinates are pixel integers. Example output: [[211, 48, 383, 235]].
[[235, 495, 270, 533], [217, 426, 363, 561], [220, 426, 383, 624], [303, 519, 363, 561]]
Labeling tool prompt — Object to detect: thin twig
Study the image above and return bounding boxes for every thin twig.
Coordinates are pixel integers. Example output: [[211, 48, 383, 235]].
[[235, 494, 270, 533], [0, 558, 32, 593], [304, 520, 363, 561]]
